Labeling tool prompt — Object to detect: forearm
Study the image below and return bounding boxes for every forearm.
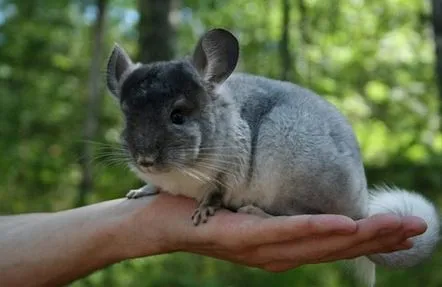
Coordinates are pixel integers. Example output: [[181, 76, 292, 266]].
[[0, 197, 158, 286]]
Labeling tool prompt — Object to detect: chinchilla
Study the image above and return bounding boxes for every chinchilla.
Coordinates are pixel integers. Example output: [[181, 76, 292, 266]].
[[105, 28, 440, 286]]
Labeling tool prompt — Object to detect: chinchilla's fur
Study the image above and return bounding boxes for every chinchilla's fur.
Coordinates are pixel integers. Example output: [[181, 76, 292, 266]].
[[106, 28, 440, 286]]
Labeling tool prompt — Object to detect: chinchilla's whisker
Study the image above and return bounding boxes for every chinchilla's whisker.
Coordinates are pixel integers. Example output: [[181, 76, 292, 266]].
[[192, 162, 238, 179], [190, 146, 241, 151], [196, 157, 242, 167], [92, 143, 128, 152], [91, 157, 130, 169], [197, 154, 242, 161], [88, 140, 132, 169], [93, 155, 129, 161], [172, 145, 238, 151], [93, 154, 130, 164], [187, 168, 212, 182], [178, 166, 209, 185], [197, 160, 239, 168], [195, 162, 241, 175], [196, 155, 244, 167], [177, 164, 216, 186], [92, 152, 130, 161], [92, 151, 127, 159], [93, 149, 128, 156], [193, 160, 230, 172], [197, 154, 240, 161], [198, 146, 239, 150], [188, 167, 233, 191], [90, 145, 132, 168], [94, 145, 128, 152], [92, 150, 129, 159], [79, 140, 125, 149]]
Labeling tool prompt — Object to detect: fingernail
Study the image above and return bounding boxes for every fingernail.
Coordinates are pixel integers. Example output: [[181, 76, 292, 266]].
[[403, 216, 428, 236]]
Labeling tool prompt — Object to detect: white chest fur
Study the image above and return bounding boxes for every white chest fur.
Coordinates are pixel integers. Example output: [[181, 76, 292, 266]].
[[132, 166, 211, 201]]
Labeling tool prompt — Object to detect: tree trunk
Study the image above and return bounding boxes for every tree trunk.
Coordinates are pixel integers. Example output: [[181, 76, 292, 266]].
[[138, 0, 175, 62], [431, 0, 442, 118], [299, 0, 311, 85], [77, 0, 108, 207], [279, 0, 291, 81]]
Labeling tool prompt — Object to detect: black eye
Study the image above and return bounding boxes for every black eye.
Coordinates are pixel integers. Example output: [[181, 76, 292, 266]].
[[170, 110, 185, 125]]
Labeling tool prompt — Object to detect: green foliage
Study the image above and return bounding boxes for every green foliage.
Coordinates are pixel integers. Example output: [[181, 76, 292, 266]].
[[0, 0, 441, 286]]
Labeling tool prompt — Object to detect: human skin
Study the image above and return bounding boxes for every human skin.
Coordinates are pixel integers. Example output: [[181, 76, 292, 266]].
[[0, 193, 426, 286]]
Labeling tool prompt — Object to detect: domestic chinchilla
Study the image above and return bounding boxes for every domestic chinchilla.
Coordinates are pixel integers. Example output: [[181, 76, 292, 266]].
[[105, 28, 440, 286]]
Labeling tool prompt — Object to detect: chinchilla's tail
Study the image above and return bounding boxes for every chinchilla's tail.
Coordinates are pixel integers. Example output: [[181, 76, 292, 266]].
[[354, 186, 440, 287]]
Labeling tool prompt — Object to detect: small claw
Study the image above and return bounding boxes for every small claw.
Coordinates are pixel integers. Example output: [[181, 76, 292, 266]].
[[207, 206, 215, 216], [191, 210, 202, 226], [191, 206, 218, 226]]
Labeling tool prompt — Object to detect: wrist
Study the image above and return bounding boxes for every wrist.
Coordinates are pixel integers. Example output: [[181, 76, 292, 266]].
[[112, 196, 172, 260], [118, 193, 206, 259]]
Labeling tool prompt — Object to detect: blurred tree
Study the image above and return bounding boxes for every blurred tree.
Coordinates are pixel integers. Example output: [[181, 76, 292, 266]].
[[432, 0, 442, 118], [298, 0, 311, 84], [137, 0, 176, 62], [0, 0, 90, 212], [78, 0, 109, 207], [279, 0, 291, 80]]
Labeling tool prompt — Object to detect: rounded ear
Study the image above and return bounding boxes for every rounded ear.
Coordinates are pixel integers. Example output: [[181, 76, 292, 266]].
[[106, 44, 134, 98], [192, 28, 239, 85]]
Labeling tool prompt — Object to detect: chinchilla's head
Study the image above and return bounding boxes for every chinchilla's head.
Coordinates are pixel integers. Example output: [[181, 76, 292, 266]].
[[106, 28, 239, 174]]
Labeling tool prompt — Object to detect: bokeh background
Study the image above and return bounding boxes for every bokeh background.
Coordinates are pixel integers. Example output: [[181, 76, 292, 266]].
[[1, 0, 441, 286]]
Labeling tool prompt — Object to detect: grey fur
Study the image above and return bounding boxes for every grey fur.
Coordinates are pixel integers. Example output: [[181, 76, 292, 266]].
[[106, 28, 440, 286], [221, 73, 368, 218]]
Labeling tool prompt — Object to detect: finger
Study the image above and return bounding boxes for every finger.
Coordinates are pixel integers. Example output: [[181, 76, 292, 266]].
[[321, 215, 426, 263], [210, 213, 358, 248], [249, 213, 403, 264], [233, 212, 405, 247], [323, 214, 426, 261], [259, 239, 414, 273], [321, 233, 413, 263], [400, 215, 428, 237], [248, 214, 359, 243], [322, 214, 424, 261]]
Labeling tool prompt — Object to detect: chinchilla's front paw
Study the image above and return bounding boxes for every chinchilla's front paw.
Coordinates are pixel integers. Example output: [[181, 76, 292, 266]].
[[191, 205, 219, 225], [126, 185, 159, 199], [191, 188, 223, 225]]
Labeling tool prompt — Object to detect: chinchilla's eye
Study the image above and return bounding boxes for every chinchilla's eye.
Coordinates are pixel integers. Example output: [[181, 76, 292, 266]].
[[170, 109, 185, 125]]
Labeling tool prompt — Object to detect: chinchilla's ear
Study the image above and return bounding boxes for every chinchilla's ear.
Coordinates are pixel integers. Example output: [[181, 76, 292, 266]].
[[192, 28, 239, 85], [106, 44, 135, 98]]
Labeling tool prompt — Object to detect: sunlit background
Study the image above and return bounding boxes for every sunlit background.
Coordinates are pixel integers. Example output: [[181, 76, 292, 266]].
[[0, 0, 441, 286]]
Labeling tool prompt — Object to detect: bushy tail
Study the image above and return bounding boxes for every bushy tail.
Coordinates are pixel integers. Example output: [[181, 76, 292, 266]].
[[355, 186, 440, 286]]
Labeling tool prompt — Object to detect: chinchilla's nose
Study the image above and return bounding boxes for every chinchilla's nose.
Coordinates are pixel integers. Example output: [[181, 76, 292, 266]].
[[136, 156, 156, 168]]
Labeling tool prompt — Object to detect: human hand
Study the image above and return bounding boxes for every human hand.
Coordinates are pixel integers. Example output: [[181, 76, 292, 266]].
[[120, 193, 427, 272]]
